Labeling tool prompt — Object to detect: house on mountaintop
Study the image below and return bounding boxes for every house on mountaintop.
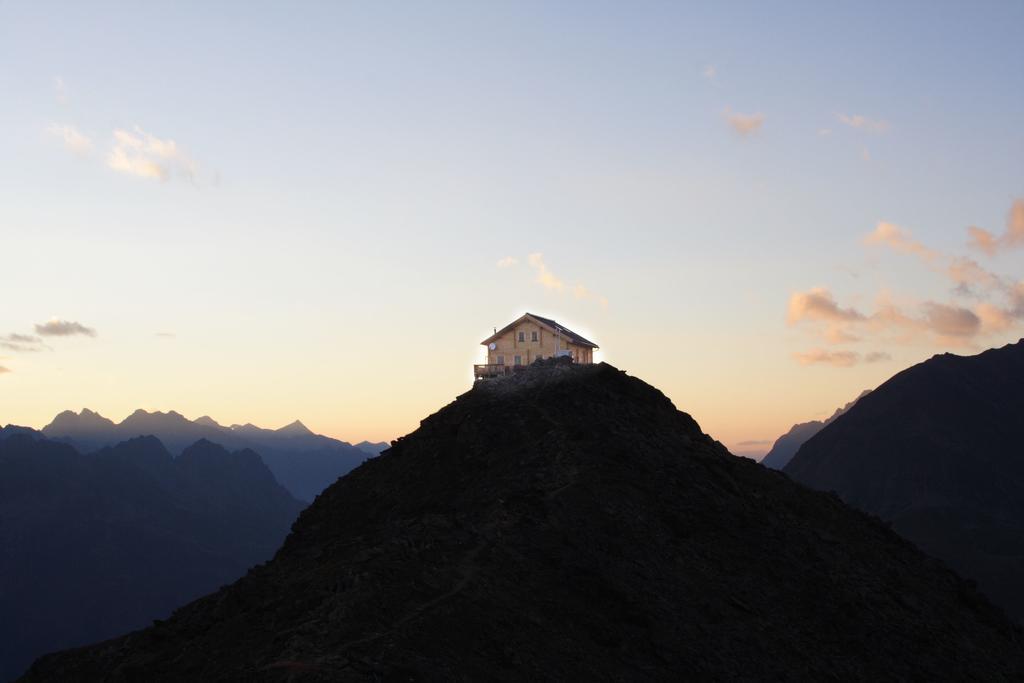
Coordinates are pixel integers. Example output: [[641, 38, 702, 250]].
[[475, 313, 598, 379]]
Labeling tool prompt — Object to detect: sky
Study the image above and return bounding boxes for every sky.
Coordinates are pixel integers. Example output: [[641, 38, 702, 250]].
[[1, 1, 1022, 455]]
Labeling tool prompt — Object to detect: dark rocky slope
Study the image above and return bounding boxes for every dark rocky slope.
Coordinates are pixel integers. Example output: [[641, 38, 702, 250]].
[[23, 361, 1024, 681], [786, 339, 1024, 621], [0, 434, 304, 682]]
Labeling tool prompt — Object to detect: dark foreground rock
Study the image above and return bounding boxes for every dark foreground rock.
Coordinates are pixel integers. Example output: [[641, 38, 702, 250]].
[[23, 361, 1024, 681]]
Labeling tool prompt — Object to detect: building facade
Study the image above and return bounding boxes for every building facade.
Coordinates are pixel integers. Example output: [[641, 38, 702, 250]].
[[474, 313, 598, 379]]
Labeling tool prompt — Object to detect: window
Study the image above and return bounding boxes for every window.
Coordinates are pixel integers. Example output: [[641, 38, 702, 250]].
[[497, 355, 505, 365], [518, 332, 525, 342], [531, 331, 538, 342], [514, 355, 522, 365]]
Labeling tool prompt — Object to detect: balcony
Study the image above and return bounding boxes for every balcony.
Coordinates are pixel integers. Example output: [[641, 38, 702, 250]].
[[474, 363, 515, 379]]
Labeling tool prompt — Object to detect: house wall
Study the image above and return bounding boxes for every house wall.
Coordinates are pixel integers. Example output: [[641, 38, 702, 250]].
[[485, 321, 592, 365]]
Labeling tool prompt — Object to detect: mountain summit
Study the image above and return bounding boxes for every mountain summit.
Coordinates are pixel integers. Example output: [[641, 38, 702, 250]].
[[41, 409, 372, 501], [276, 419, 313, 435], [786, 339, 1024, 620], [760, 390, 869, 470], [23, 360, 1024, 681]]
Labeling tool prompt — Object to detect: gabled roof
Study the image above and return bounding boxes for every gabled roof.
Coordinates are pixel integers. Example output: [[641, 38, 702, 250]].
[[481, 313, 599, 349]]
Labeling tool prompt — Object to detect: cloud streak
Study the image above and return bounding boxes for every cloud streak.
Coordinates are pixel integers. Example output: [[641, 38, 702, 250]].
[[496, 256, 518, 268], [34, 319, 96, 337]]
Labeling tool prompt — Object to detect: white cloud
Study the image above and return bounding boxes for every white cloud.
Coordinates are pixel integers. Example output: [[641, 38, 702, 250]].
[[107, 127, 197, 181], [496, 256, 518, 268], [47, 124, 93, 155], [722, 109, 764, 136]]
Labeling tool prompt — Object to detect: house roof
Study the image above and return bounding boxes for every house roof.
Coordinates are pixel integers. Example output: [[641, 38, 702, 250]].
[[481, 313, 599, 349]]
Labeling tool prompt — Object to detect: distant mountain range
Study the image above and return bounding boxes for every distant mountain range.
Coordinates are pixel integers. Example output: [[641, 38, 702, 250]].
[[23, 360, 1024, 680], [42, 409, 383, 501], [0, 429, 305, 683], [786, 339, 1024, 621], [760, 390, 869, 470]]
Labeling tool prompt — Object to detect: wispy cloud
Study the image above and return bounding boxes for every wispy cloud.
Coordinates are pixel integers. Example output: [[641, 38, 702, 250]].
[[864, 221, 1010, 298], [526, 253, 607, 308], [864, 222, 940, 263], [496, 256, 518, 268], [155, 332, 176, 339], [837, 113, 890, 133], [787, 288, 866, 324], [54, 77, 68, 105], [702, 64, 717, 81], [528, 253, 565, 291], [722, 109, 764, 136], [793, 348, 860, 367], [47, 124, 93, 155], [921, 302, 981, 338], [788, 286, 1000, 347], [793, 348, 892, 368], [107, 127, 197, 182], [34, 319, 96, 337], [967, 199, 1024, 255], [0, 365, 10, 375], [0, 334, 46, 352], [737, 439, 773, 447]]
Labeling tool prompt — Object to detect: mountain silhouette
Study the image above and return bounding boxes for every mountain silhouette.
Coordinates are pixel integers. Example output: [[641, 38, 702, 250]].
[[760, 390, 869, 470], [23, 360, 1024, 681], [0, 431, 304, 682], [354, 439, 390, 456], [42, 409, 372, 501], [785, 339, 1024, 621], [41, 408, 116, 453]]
